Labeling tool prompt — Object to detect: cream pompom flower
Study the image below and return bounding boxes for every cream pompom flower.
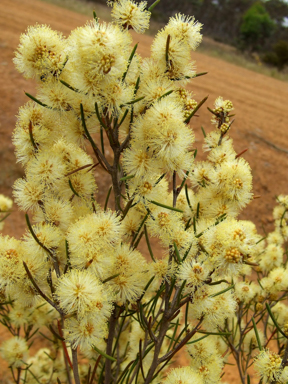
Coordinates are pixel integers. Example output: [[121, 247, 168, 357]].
[[177, 259, 210, 293], [55, 269, 114, 317], [1, 336, 29, 368], [163, 366, 203, 384], [0, 195, 13, 213], [165, 13, 203, 51], [13, 24, 66, 82], [64, 314, 108, 349], [107, 243, 150, 304], [110, 0, 151, 34], [254, 350, 288, 383], [13, 177, 45, 212]]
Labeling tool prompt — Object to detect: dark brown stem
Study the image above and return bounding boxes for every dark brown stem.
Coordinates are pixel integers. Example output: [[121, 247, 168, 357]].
[[281, 340, 288, 369], [111, 148, 122, 213], [16, 368, 21, 384], [64, 163, 97, 177], [172, 171, 177, 207], [143, 321, 170, 384], [72, 348, 81, 384], [58, 319, 73, 372], [158, 317, 203, 363], [90, 355, 101, 384]]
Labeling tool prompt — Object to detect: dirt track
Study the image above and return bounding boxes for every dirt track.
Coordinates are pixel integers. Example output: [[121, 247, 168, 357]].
[[0, 0, 288, 382]]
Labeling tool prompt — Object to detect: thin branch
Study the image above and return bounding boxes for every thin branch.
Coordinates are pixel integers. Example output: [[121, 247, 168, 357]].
[[23, 262, 61, 314]]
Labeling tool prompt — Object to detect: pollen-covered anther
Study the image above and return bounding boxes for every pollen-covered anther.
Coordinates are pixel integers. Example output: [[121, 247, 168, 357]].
[[192, 265, 203, 274], [233, 178, 243, 189], [158, 212, 170, 227], [220, 123, 230, 134], [184, 99, 198, 118], [284, 323, 288, 336], [269, 353, 282, 367], [143, 181, 152, 193], [100, 54, 115, 74], [233, 228, 246, 241], [199, 365, 209, 375], [225, 247, 241, 263], [5, 249, 19, 259], [178, 89, 187, 99], [186, 99, 197, 110]]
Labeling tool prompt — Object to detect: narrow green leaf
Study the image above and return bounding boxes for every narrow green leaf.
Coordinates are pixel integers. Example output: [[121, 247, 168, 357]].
[[68, 179, 80, 197], [157, 90, 173, 101], [251, 317, 263, 350], [134, 76, 140, 96], [0, 212, 11, 223], [256, 236, 266, 245], [182, 243, 192, 263], [118, 109, 129, 128], [148, 0, 161, 11], [92, 345, 116, 362], [209, 285, 234, 298], [144, 225, 156, 262], [28, 369, 42, 384], [185, 184, 192, 211], [257, 278, 264, 290], [102, 273, 120, 284], [148, 200, 183, 213], [193, 216, 196, 233], [195, 71, 208, 78], [124, 96, 145, 106], [95, 102, 109, 130], [154, 173, 166, 186], [179, 170, 189, 191], [165, 34, 171, 65], [60, 80, 79, 93], [122, 43, 138, 82], [131, 212, 149, 245], [208, 279, 230, 286], [173, 242, 182, 263], [187, 334, 209, 344], [184, 96, 208, 124], [120, 174, 135, 181], [121, 199, 134, 220], [197, 330, 231, 336], [93, 10, 98, 22], [25, 92, 52, 109], [177, 280, 187, 305], [104, 186, 112, 211], [201, 126, 206, 138], [28, 121, 37, 149], [196, 202, 200, 219], [168, 319, 179, 351], [266, 303, 288, 339]]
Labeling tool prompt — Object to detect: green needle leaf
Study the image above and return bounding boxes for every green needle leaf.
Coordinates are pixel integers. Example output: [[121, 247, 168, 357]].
[[252, 317, 263, 350]]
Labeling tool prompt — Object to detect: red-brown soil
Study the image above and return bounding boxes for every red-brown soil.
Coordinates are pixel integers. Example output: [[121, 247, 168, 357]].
[[0, 0, 288, 382]]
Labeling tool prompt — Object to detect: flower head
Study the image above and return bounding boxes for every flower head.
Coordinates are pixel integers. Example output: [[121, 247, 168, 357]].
[[1, 336, 29, 368]]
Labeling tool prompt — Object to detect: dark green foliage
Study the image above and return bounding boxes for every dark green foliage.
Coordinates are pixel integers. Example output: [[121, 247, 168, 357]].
[[239, 2, 275, 51], [263, 40, 288, 70]]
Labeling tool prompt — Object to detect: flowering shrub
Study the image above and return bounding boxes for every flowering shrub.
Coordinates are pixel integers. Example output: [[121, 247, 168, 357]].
[[1, 1, 288, 383]]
